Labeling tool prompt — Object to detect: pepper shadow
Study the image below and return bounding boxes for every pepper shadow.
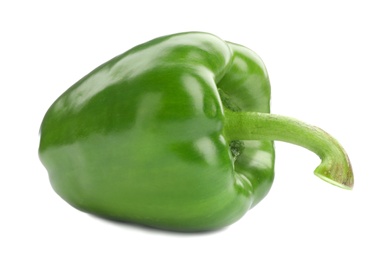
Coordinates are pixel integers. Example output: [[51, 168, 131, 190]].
[[87, 213, 228, 236]]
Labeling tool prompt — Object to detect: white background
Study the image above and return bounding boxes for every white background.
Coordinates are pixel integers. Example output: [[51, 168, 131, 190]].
[[1, 0, 385, 259]]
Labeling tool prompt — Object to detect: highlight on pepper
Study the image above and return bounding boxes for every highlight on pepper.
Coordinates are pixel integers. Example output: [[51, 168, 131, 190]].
[[39, 32, 353, 231]]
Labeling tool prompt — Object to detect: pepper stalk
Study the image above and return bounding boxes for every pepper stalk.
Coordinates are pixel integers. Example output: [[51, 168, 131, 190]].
[[224, 110, 354, 189]]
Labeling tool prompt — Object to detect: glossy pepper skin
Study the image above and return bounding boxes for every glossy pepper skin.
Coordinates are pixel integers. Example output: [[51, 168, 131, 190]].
[[39, 32, 353, 231]]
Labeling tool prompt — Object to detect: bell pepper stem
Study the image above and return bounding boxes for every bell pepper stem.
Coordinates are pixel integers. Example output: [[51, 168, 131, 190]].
[[224, 110, 354, 189]]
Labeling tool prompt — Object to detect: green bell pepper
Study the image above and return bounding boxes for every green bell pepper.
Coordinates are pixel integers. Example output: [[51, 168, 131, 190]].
[[39, 32, 353, 231]]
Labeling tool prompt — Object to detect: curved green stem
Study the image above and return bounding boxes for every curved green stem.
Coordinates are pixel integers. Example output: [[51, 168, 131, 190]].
[[224, 110, 354, 189]]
